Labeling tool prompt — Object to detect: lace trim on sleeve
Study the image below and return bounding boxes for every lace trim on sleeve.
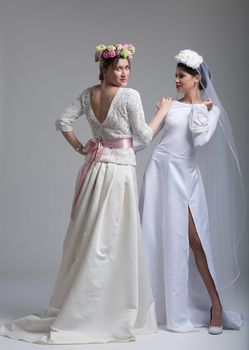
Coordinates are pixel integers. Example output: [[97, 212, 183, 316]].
[[126, 89, 153, 145], [55, 93, 84, 132]]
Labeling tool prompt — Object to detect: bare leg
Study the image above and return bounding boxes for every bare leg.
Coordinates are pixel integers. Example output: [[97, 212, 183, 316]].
[[188, 208, 222, 327]]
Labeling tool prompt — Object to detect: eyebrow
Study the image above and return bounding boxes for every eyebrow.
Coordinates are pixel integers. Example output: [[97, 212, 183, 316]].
[[116, 65, 130, 69]]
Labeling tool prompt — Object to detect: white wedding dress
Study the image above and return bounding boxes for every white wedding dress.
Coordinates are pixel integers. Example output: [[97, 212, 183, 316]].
[[0, 87, 157, 344], [139, 101, 243, 332]]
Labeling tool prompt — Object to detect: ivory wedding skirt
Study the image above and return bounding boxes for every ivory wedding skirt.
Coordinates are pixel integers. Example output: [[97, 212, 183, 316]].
[[1, 162, 156, 344]]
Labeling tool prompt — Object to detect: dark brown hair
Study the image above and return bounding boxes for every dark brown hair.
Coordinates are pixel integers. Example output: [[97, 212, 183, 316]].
[[177, 62, 207, 90], [99, 57, 131, 81]]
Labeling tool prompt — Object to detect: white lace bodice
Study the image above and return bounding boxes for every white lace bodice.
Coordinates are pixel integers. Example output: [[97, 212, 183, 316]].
[[55, 87, 153, 165]]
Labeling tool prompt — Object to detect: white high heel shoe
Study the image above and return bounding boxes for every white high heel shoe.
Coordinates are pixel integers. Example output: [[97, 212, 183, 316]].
[[208, 307, 223, 335]]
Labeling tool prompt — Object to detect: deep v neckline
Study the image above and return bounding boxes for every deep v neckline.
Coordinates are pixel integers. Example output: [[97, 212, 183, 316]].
[[89, 87, 122, 124]]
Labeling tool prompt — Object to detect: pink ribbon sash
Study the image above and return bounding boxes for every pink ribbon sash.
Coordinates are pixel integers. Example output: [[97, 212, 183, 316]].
[[71, 138, 133, 220]]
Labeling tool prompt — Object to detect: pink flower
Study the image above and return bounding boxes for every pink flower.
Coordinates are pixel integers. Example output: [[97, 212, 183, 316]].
[[94, 43, 136, 62], [102, 50, 116, 59]]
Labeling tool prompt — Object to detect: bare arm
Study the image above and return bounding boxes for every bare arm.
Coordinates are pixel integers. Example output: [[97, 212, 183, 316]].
[[61, 131, 86, 155], [148, 97, 172, 135]]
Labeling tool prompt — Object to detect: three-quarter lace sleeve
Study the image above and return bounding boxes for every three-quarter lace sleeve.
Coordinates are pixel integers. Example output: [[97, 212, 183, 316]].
[[189, 104, 220, 147], [126, 89, 153, 145], [55, 93, 84, 132]]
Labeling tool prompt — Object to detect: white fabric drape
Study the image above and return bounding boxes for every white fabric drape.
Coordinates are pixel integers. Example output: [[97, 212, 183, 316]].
[[139, 101, 243, 332]]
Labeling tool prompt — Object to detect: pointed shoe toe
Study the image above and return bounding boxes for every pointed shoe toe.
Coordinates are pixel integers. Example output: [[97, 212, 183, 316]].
[[208, 325, 223, 335]]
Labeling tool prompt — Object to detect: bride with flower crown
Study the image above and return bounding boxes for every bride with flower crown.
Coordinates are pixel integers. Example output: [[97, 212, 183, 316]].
[[139, 49, 245, 334], [0, 44, 172, 344]]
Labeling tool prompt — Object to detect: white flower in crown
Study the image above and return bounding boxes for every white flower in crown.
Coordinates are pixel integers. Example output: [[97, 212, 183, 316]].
[[175, 49, 203, 69]]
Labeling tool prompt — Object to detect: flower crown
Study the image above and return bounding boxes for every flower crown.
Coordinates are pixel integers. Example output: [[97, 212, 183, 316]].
[[95, 43, 135, 62], [175, 49, 203, 70]]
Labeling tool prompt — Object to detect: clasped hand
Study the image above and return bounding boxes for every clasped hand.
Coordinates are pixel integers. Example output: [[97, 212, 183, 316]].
[[157, 96, 173, 113], [203, 98, 213, 111]]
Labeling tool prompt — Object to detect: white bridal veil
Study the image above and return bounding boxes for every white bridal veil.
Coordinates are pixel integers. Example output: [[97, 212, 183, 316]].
[[195, 61, 246, 291]]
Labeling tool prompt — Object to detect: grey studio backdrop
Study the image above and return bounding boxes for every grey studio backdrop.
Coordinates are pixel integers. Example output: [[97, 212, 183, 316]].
[[0, 0, 248, 288]]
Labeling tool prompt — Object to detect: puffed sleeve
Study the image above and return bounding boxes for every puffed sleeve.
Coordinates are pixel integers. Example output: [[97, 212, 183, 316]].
[[189, 104, 220, 147], [126, 89, 153, 145], [55, 93, 84, 132]]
